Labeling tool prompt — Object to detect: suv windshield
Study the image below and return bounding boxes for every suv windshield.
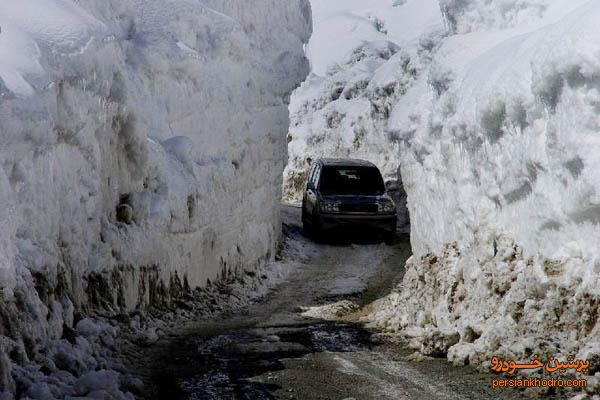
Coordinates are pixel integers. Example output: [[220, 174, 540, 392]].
[[319, 166, 385, 195]]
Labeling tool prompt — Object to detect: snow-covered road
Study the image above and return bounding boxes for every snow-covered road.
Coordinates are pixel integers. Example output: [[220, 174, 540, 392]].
[[127, 205, 517, 399]]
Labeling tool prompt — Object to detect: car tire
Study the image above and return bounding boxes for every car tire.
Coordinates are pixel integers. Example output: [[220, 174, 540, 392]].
[[311, 214, 323, 241], [302, 216, 312, 236], [383, 231, 395, 245], [302, 206, 312, 236]]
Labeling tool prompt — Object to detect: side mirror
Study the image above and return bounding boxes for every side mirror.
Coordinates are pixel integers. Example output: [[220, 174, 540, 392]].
[[385, 180, 398, 191]]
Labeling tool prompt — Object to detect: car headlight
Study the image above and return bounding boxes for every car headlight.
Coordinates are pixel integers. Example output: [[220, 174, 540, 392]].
[[321, 200, 340, 213], [378, 199, 396, 213]]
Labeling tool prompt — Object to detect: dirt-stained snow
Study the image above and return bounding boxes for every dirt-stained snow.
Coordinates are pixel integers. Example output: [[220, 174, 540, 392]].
[[285, 0, 600, 396], [0, 0, 311, 397]]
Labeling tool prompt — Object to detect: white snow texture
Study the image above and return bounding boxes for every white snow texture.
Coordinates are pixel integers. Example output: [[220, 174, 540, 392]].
[[0, 0, 310, 396], [377, 0, 600, 392], [287, 0, 600, 393]]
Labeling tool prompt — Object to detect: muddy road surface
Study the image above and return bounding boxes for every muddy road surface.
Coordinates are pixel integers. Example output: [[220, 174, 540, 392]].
[[132, 206, 513, 400]]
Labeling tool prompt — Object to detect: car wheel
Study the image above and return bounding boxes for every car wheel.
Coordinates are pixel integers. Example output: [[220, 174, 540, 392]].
[[383, 231, 395, 245], [302, 205, 312, 235], [311, 214, 323, 241], [302, 215, 312, 236]]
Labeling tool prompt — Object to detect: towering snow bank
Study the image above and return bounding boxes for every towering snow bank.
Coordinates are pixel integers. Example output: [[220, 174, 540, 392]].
[[369, 0, 600, 392], [394, 0, 600, 262], [0, 0, 310, 395]]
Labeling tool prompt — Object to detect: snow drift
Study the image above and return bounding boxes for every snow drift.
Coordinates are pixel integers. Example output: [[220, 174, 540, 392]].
[[368, 0, 600, 394], [286, 0, 600, 394], [0, 0, 310, 396]]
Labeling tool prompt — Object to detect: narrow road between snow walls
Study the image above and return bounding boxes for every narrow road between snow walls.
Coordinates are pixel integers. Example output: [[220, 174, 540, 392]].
[[125, 206, 520, 400]]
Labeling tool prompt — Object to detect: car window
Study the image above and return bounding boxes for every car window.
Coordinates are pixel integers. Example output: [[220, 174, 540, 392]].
[[307, 164, 317, 188], [319, 166, 385, 195], [314, 165, 322, 188]]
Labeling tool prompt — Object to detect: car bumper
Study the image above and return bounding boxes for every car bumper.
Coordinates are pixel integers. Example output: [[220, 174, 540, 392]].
[[319, 213, 397, 232]]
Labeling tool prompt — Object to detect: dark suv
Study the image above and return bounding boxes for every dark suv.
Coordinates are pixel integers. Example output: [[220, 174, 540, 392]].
[[301, 158, 397, 243]]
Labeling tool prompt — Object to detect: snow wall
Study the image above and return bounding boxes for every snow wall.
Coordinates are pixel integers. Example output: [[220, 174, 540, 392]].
[[0, 0, 310, 393], [368, 0, 600, 391], [283, 0, 600, 391]]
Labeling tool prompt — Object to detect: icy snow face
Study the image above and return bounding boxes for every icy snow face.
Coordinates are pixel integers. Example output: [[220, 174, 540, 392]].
[[395, 0, 600, 260], [367, 0, 600, 388], [0, 0, 310, 293], [369, 235, 600, 393], [0, 0, 310, 395]]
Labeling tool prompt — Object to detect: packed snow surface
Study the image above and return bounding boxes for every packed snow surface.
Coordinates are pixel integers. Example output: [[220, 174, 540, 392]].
[[0, 0, 311, 397], [288, 0, 600, 394]]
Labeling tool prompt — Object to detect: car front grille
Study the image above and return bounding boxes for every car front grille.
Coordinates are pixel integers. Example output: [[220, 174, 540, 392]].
[[338, 203, 378, 213]]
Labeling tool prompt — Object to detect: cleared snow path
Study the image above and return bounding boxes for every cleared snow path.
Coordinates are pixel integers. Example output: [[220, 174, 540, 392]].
[[129, 206, 515, 399]]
